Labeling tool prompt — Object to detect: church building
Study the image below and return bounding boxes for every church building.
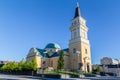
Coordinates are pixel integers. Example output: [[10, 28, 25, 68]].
[[26, 2, 92, 72]]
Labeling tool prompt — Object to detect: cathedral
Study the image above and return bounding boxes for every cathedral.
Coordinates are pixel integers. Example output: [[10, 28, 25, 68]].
[[26, 2, 92, 72]]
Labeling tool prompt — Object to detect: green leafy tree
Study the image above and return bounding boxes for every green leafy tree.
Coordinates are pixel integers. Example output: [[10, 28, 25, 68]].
[[1, 64, 6, 71], [1, 62, 17, 72], [0, 58, 37, 72], [31, 58, 37, 71], [92, 66, 96, 72], [18, 60, 24, 71], [96, 66, 102, 72], [22, 60, 32, 71], [57, 50, 64, 70], [22, 58, 37, 71]]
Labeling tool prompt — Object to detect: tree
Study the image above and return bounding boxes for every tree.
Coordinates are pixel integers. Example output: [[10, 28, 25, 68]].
[[18, 60, 24, 71], [92, 66, 96, 72], [22, 60, 32, 71], [57, 50, 64, 70], [30, 58, 37, 71], [0, 62, 18, 72], [0, 58, 37, 72], [96, 66, 102, 72]]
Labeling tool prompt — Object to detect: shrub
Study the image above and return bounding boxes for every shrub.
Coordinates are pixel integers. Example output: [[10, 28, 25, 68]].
[[84, 73, 97, 77], [0, 58, 37, 72]]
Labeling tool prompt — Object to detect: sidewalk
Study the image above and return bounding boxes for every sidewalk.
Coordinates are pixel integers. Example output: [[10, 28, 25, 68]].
[[43, 78, 90, 80]]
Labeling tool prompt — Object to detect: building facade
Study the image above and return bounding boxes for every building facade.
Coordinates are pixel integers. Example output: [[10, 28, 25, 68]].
[[101, 57, 120, 65], [26, 2, 92, 72], [0, 61, 10, 65], [101, 57, 120, 76]]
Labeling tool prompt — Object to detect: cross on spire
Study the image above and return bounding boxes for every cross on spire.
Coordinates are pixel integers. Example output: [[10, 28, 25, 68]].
[[76, 0, 79, 7], [74, 0, 81, 18]]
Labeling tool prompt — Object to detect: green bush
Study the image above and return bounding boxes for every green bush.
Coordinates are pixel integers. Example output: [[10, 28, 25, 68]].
[[44, 70, 84, 75], [84, 73, 97, 77], [0, 58, 37, 72]]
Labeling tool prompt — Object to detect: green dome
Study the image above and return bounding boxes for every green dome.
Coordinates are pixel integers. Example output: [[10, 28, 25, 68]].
[[45, 43, 61, 49]]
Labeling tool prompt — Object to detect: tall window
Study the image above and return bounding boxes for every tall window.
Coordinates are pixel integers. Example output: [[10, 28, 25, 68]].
[[74, 31, 77, 39], [73, 48, 76, 54], [50, 60, 53, 67], [85, 49, 87, 54]]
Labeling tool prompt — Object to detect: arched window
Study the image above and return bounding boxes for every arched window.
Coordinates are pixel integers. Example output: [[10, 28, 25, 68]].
[[74, 31, 77, 39], [51, 61, 53, 67], [73, 48, 76, 54], [85, 49, 87, 54]]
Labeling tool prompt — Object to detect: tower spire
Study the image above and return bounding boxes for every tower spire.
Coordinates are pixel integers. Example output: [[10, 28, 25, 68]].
[[74, 0, 81, 18]]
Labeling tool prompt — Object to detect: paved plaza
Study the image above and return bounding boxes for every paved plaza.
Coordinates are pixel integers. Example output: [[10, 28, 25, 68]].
[[0, 73, 41, 80], [1, 73, 120, 80]]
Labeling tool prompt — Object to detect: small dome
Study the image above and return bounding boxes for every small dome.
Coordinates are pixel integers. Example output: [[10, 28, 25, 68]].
[[45, 43, 61, 49]]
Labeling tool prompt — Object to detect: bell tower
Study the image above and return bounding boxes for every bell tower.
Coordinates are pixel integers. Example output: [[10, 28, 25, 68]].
[[69, 2, 92, 72]]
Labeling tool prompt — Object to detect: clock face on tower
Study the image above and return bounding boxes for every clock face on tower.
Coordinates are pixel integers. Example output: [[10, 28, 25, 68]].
[[73, 19, 79, 26], [74, 21, 77, 25]]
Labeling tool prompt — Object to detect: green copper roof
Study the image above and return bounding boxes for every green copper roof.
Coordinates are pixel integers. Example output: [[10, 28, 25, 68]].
[[35, 48, 45, 57], [33, 48, 69, 58], [45, 43, 61, 49]]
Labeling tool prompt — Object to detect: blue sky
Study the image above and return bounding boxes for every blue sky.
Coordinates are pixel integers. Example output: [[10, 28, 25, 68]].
[[0, 0, 120, 64]]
